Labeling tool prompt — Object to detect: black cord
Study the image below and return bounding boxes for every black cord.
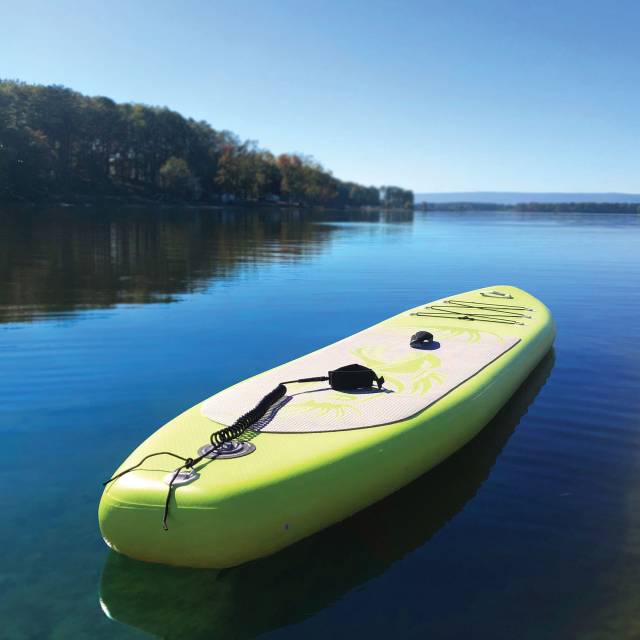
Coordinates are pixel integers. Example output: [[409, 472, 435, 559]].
[[103, 375, 330, 530], [411, 298, 534, 325]]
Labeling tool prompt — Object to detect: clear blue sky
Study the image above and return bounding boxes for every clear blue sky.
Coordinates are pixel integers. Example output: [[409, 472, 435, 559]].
[[2, 0, 639, 193]]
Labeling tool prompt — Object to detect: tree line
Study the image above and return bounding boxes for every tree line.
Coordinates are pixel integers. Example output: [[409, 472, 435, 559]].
[[511, 201, 640, 213], [417, 201, 640, 213], [0, 80, 414, 209]]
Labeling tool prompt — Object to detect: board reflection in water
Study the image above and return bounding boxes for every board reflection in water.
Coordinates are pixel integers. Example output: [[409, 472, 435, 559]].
[[99, 350, 555, 639]]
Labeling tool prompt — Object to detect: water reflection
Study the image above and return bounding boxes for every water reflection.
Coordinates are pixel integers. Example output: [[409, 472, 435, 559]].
[[0, 205, 414, 323], [99, 350, 554, 639]]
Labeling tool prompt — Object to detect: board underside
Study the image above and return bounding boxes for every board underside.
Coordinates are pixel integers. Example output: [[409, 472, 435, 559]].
[[99, 285, 555, 568]]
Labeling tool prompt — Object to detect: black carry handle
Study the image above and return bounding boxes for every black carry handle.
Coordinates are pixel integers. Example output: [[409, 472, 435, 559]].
[[410, 330, 434, 348], [328, 364, 384, 391]]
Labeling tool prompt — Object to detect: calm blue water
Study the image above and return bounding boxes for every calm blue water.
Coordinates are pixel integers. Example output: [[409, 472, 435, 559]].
[[1, 206, 639, 639]]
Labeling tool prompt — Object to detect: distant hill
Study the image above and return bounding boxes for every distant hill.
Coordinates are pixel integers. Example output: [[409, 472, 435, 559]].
[[416, 192, 640, 205]]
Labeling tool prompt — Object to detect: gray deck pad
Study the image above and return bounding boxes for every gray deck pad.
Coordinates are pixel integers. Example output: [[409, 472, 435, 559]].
[[202, 327, 519, 433]]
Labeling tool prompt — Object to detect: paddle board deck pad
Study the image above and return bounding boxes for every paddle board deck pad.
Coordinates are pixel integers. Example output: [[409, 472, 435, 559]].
[[99, 285, 555, 568]]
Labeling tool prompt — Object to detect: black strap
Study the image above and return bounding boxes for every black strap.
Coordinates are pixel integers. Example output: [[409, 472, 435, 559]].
[[410, 330, 434, 348], [328, 364, 384, 391]]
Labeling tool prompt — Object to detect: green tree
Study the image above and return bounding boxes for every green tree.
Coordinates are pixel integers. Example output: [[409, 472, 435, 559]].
[[381, 185, 414, 209], [277, 154, 306, 204], [159, 156, 194, 198]]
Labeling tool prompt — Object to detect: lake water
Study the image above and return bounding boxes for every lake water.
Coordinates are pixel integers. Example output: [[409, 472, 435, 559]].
[[1, 205, 639, 639]]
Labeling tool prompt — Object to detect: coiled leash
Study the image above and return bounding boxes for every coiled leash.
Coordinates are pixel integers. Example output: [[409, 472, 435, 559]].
[[103, 364, 384, 530]]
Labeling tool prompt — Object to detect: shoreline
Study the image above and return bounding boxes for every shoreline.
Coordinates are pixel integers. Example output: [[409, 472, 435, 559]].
[[0, 194, 412, 213], [1, 195, 637, 214]]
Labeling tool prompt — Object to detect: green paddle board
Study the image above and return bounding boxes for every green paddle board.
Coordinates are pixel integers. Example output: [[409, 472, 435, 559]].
[[99, 285, 554, 568]]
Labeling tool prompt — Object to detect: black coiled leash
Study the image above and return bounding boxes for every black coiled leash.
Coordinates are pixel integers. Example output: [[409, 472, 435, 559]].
[[103, 364, 384, 530]]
